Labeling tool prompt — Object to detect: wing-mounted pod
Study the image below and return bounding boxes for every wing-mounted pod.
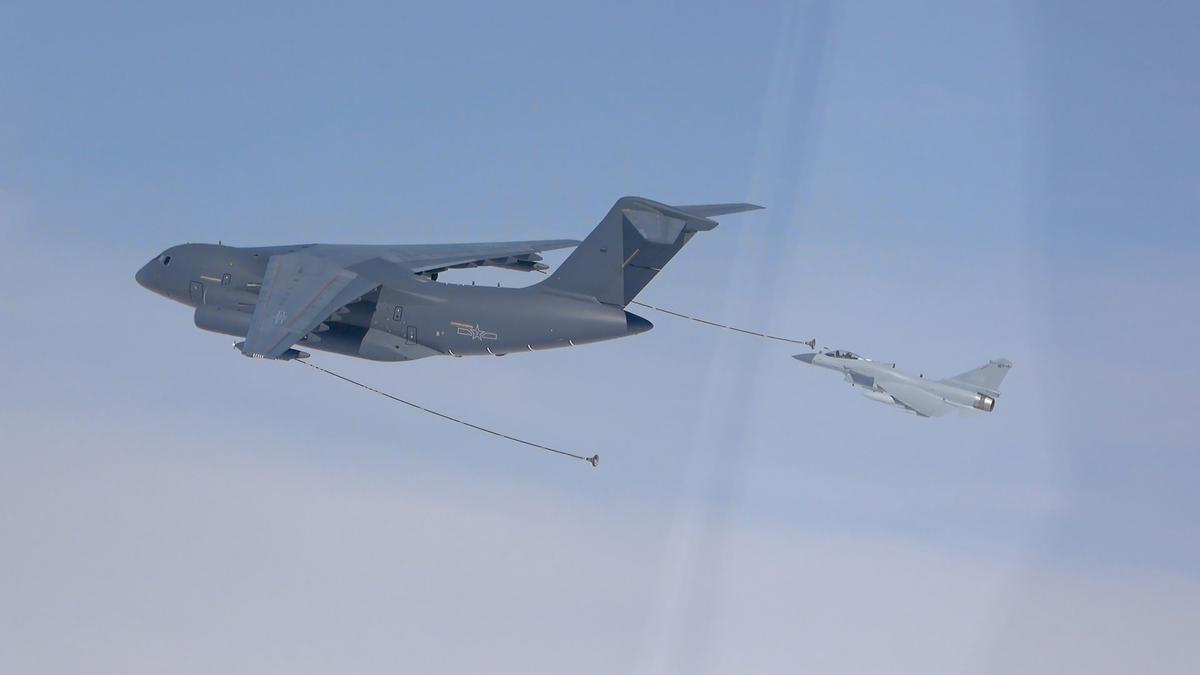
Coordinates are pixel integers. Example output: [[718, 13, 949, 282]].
[[233, 341, 309, 361], [476, 253, 551, 273]]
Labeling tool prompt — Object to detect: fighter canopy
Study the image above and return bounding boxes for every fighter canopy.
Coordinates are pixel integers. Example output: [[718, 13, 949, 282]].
[[823, 350, 864, 360]]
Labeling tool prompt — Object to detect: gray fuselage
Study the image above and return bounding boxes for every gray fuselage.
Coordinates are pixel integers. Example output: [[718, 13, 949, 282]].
[[136, 243, 651, 361]]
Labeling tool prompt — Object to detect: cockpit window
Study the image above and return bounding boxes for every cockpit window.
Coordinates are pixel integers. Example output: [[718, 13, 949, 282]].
[[158, 254, 172, 265], [824, 350, 862, 360]]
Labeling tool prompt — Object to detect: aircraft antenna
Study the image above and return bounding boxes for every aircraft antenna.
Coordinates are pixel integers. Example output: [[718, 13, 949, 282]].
[[630, 300, 816, 349], [298, 359, 599, 468]]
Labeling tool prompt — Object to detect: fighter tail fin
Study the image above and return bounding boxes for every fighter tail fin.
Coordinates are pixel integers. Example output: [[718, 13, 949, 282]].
[[538, 197, 762, 306], [943, 358, 1013, 394]]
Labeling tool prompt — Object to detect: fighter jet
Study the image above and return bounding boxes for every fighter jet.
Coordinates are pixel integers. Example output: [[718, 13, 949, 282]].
[[793, 350, 1012, 417], [136, 196, 762, 362]]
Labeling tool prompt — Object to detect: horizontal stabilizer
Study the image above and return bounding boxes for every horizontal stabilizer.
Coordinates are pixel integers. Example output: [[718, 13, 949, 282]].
[[671, 203, 765, 218]]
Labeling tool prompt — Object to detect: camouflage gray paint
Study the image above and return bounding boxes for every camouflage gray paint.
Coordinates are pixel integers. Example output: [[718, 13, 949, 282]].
[[136, 197, 761, 362]]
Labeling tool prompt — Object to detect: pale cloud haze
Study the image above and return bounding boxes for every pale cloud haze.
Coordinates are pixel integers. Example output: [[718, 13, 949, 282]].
[[2, 1, 1198, 673]]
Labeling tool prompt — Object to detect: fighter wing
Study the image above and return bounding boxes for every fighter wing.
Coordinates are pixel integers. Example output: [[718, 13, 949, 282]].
[[878, 381, 953, 418], [239, 251, 379, 359], [400, 239, 580, 275]]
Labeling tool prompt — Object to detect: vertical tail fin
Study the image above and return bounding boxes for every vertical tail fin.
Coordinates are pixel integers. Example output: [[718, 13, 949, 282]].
[[539, 196, 762, 306], [943, 358, 1013, 394]]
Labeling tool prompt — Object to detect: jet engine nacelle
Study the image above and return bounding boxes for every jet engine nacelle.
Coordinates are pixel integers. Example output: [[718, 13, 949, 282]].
[[195, 305, 252, 337], [197, 304, 380, 360]]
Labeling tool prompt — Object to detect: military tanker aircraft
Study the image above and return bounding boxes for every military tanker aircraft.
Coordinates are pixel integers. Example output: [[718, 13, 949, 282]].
[[136, 197, 762, 362]]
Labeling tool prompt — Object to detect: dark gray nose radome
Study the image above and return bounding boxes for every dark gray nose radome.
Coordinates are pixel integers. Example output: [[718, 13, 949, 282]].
[[793, 353, 816, 364], [624, 311, 653, 335]]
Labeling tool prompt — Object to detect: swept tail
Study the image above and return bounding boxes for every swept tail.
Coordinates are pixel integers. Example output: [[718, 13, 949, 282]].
[[539, 196, 762, 306], [942, 358, 1013, 395]]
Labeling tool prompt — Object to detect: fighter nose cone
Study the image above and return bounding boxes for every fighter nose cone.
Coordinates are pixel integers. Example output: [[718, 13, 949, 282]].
[[624, 311, 653, 335], [793, 352, 816, 364]]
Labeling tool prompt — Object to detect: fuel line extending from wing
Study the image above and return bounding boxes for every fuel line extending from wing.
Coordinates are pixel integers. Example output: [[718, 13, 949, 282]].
[[629, 300, 816, 348], [298, 359, 600, 468]]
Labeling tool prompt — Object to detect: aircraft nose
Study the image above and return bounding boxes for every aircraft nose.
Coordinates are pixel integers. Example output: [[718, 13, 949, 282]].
[[793, 352, 816, 364], [135, 262, 152, 289]]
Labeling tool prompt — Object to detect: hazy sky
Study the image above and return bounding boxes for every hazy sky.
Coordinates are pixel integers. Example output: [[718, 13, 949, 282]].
[[2, 1, 1197, 673]]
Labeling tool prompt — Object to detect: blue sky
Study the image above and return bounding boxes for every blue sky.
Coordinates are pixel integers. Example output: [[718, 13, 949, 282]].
[[2, 1, 1198, 673]]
